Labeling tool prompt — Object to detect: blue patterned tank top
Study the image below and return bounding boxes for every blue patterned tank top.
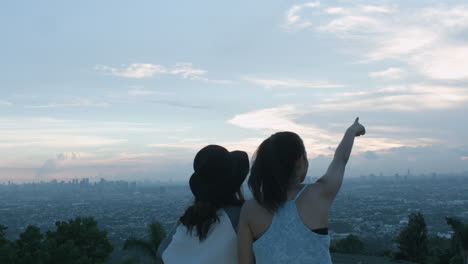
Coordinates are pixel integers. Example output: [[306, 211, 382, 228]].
[[253, 185, 332, 264]]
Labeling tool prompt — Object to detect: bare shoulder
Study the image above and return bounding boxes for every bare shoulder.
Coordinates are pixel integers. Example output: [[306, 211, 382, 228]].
[[241, 199, 271, 224], [241, 199, 273, 240], [242, 199, 266, 216]]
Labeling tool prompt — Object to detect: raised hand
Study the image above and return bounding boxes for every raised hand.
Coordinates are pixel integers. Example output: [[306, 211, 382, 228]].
[[348, 117, 366, 137]]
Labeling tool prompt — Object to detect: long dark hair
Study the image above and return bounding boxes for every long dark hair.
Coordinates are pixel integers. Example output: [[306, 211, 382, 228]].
[[179, 189, 244, 241], [248, 131, 306, 213]]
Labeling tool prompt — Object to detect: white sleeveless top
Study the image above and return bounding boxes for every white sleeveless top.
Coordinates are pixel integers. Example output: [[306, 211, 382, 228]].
[[162, 208, 238, 264]]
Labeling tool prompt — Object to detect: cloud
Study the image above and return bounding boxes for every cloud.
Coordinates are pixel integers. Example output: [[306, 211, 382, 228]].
[[318, 14, 383, 35], [227, 105, 331, 137], [25, 99, 110, 108], [227, 105, 340, 156], [127, 85, 165, 96], [283, 2, 321, 31], [170, 62, 207, 80], [314, 84, 468, 112], [226, 93, 454, 166], [0, 135, 126, 148], [362, 26, 439, 61], [128, 89, 158, 95], [361, 5, 392, 13], [411, 45, 468, 80], [226, 104, 434, 158], [170, 62, 233, 84], [243, 77, 344, 89], [0, 117, 176, 150], [369, 67, 404, 80], [287, 3, 468, 81], [36, 159, 59, 179], [148, 99, 209, 110], [36, 152, 82, 179], [0, 100, 12, 106], [96, 62, 232, 83], [95, 63, 166, 78]]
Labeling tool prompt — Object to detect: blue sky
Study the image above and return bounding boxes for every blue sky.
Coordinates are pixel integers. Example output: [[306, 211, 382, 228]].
[[1, 0, 468, 182]]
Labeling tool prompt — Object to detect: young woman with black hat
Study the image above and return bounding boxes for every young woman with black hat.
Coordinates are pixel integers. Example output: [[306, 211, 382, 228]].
[[157, 144, 249, 264]]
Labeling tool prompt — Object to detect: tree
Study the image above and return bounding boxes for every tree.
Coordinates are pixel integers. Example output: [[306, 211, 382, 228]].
[[0, 225, 16, 263], [397, 212, 429, 263], [446, 217, 468, 264], [15, 225, 45, 264], [43, 217, 113, 264], [123, 221, 166, 264], [332, 234, 365, 254], [427, 236, 453, 264], [0, 225, 7, 244]]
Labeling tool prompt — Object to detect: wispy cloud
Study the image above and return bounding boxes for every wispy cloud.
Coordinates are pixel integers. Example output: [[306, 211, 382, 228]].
[[170, 62, 207, 80], [283, 2, 321, 31], [128, 89, 158, 95], [148, 99, 209, 110], [227, 105, 343, 156], [369, 67, 404, 80], [0, 100, 12, 106], [0, 116, 186, 151], [0, 134, 126, 148], [96, 62, 233, 83], [285, 3, 468, 81], [411, 45, 468, 80], [127, 85, 166, 96], [25, 99, 110, 108], [315, 84, 468, 111], [95, 63, 166, 78], [227, 105, 435, 157], [243, 77, 344, 89]]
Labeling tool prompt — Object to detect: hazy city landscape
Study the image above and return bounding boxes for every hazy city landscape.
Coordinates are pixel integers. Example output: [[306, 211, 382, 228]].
[[1, 172, 468, 262]]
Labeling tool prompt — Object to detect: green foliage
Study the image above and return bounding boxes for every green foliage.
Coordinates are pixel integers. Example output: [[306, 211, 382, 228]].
[[123, 221, 166, 264], [449, 255, 464, 264], [0, 224, 16, 264], [0, 224, 8, 247], [427, 236, 454, 264], [43, 217, 113, 264], [446, 217, 468, 264], [15, 225, 45, 264], [332, 234, 365, 254], [397, 212, 429, 263], [0, 217, 113, 264]]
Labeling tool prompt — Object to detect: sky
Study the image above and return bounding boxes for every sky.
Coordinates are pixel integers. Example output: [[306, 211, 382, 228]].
[[1, 0, 468, 183]]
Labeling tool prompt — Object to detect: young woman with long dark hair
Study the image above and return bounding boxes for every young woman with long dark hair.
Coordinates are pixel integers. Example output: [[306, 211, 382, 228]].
[[157, 145, 249, 264], [237, 118, 366, 264]]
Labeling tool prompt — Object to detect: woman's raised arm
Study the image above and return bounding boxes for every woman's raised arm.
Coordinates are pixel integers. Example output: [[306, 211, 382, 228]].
[[316, 118, 365, 201]]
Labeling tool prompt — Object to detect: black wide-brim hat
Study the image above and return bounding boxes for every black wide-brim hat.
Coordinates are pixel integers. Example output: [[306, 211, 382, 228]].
[[189, 145, 249, 202]]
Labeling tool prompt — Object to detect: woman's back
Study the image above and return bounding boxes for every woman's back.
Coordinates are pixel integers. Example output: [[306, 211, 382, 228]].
[[161, 207, 240, 264], [246, 184, 332, 264]]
